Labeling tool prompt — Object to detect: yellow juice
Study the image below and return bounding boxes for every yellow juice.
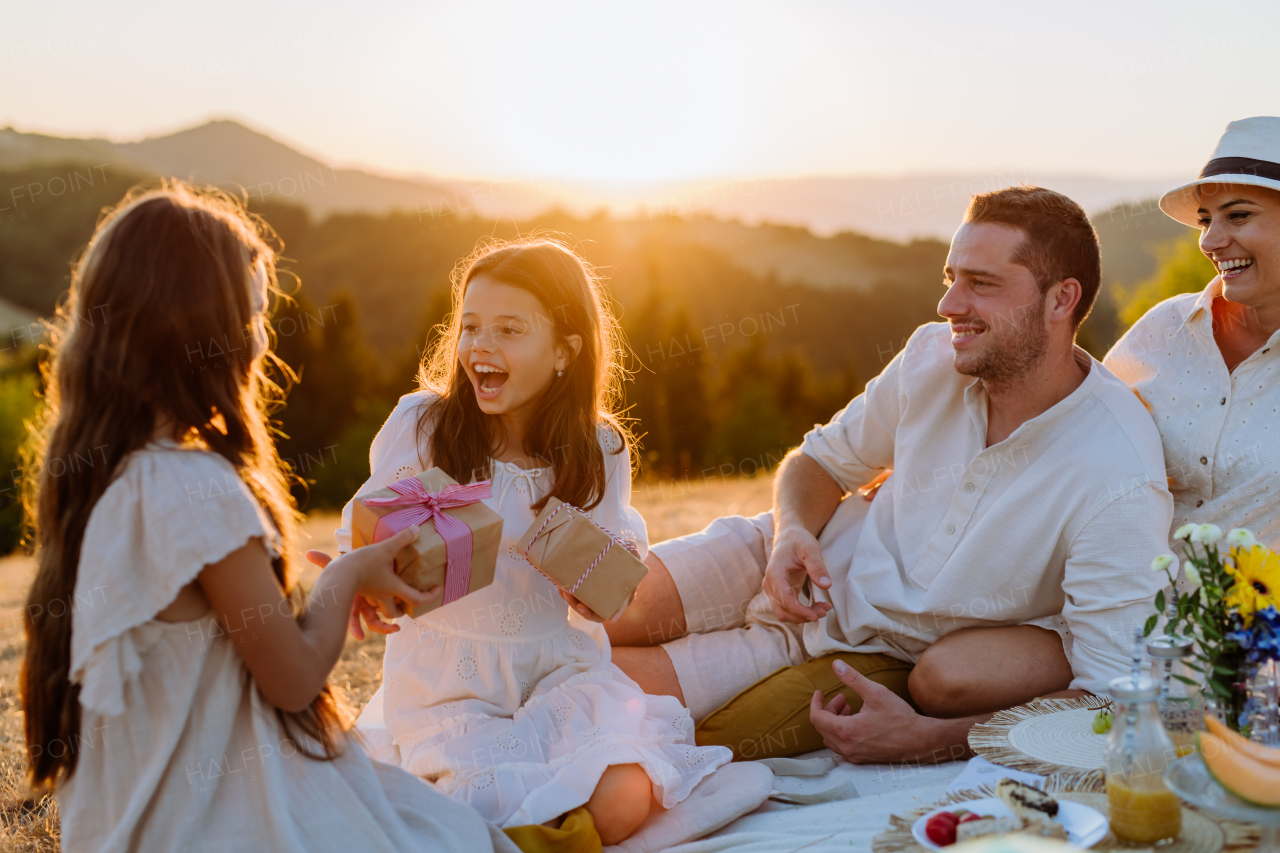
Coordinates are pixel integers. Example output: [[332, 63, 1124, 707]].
[[1107, 774, 1183, 844], [1169, 731, 1196, 758]]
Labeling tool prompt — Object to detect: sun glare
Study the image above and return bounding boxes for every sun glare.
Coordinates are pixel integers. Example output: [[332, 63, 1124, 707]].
[[448, 3, 754, 181]]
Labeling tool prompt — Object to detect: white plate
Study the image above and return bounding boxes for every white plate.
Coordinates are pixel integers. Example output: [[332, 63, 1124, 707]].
[[911, 797, 1109, 850]]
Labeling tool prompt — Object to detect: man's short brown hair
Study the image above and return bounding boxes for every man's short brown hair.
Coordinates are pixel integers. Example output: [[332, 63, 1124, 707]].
[[963, 185, 1101, 329]]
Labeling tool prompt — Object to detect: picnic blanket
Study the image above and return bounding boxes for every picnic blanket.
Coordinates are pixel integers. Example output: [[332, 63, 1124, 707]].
[[604, 751, 971, 853]]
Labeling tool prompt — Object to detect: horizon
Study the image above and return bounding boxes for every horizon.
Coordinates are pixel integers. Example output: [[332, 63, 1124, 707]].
[[4, 116, 1190, 242], [3, 116, 1186, 188], [6, 1, 1280, 185]]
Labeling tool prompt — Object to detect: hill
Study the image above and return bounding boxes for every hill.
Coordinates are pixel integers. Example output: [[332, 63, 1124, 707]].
[[1, 120, 1181, 242], [0, 127, 133, 170], [0, 297, 38, 334], [618, 173, 1182, 243], [0, 155, 1211, 555], [1084, 196, 1196, 348], [2, 121, 468, 220], [613, 218, 947, 292]]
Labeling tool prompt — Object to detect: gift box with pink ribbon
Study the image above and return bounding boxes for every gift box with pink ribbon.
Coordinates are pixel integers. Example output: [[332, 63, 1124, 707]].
[[516, 497, 647, 621], [350, 468, 502, 617]]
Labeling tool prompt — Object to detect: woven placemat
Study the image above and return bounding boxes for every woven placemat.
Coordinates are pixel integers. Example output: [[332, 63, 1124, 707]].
[[969, 695, 1111, 781], [870, 780, 1260, 853], [1007, 709, 1108, 769]]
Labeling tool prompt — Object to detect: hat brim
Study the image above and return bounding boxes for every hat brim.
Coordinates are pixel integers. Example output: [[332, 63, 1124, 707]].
[[1159, 174, 1280, 227]]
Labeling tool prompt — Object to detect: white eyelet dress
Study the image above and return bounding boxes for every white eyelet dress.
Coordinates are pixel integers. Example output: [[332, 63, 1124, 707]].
[[338, 392, 731, 828], [59, 441, 520, 853]]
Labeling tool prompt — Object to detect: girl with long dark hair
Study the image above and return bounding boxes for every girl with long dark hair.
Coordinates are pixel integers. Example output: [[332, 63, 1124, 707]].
[[23, 183, 518, 853]]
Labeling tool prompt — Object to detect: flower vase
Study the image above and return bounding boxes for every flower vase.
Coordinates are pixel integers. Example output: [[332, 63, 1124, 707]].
[[1200, 648, 1250, 732], [1243, 659, 1280, 747], [1203, 696, 1229, 729]]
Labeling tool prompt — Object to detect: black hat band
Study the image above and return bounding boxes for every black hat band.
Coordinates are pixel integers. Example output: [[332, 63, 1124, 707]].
[[1199, 156, 1280, 183]]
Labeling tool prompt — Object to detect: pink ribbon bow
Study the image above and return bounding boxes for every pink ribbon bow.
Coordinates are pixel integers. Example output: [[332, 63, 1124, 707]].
[[365, 477, 493, 605]]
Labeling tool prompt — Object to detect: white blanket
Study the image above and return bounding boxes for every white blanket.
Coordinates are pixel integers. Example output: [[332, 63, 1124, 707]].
[[608, 751, 969, 853]]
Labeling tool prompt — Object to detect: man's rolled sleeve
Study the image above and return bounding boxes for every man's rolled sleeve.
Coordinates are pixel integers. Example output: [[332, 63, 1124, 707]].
[[1060, 482, 1175, 695], [799, 346, 904, 493]]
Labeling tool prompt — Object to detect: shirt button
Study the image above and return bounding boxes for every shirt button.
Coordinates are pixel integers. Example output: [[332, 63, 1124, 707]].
[[1196, 500, 1204, 507], [1200, 456, 1209, 465], [1221, 397, 1227, 405], [946, 524, 956, 534], [964, 483, 975, 492]]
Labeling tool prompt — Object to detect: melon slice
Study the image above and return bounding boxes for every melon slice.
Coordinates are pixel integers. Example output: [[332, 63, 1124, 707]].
[[1196, 732, 1280, 808], [1204, 715, 1280, 768]]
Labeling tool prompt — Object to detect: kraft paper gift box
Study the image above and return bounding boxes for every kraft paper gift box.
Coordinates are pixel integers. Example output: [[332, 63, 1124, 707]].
[[516, 497, 648, 620], [350, 468, 501, 618]]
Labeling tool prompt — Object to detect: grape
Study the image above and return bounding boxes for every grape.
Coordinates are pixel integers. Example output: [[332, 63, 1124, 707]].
[[1092, 708, 1113, 734]]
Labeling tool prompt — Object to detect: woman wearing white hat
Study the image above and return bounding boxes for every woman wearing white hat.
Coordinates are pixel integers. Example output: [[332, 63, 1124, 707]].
[[1106, 116, 1280, 551]]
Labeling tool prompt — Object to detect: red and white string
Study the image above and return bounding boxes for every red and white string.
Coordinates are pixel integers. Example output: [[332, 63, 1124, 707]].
[[522, 502, 638, 594]]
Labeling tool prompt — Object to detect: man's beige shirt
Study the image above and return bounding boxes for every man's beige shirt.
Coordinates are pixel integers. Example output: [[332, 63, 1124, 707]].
[[799, 322, 1173, 695], [1105, 280, 1280, 552]]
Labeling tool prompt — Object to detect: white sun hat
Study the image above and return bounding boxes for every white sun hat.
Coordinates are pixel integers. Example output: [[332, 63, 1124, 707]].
[[1159, 116, 1280, 227]]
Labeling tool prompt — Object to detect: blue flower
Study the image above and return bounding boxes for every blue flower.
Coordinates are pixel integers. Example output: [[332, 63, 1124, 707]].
[[1228, 606, 1280, 663]]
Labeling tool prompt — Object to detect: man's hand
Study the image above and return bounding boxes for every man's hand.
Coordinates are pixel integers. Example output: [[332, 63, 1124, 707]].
[[810, 659, 973, 764], [763, 526, 833, 623]]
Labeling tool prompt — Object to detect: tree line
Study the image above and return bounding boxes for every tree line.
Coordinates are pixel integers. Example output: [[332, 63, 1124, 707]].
[[0, 163, 1209, 552]]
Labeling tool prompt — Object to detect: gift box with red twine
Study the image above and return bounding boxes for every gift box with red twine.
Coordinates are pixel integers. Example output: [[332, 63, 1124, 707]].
[[351, 468, 501, 617], [516, 497, 647, 620]]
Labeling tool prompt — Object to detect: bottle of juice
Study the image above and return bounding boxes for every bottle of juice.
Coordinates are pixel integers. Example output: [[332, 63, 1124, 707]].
[[1147, 635, 1202, 757], [1106, 674, 1183, 845]]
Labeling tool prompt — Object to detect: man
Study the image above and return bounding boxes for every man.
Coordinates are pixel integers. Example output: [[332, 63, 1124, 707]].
[[608, 186, 1173, 764]]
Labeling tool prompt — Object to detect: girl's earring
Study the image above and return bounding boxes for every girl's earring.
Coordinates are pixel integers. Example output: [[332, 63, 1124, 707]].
[[557, 369, 564, 377]]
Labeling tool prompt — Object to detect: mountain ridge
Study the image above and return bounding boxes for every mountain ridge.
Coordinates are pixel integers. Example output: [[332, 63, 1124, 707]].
[[0, 120, 1183, 241]]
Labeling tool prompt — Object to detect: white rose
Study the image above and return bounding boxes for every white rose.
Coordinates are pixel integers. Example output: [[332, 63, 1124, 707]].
[[1183, 562, 1202, 588], [1191, 524, 1223, 545], [1174, 523, 1196, 541], [1151, 554, 1175, 573], [1226, 528, 1257, 550]]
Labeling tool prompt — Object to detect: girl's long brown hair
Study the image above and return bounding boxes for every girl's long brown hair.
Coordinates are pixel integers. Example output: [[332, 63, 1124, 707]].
[[417, 237, 632, 510], [22, 181, 345, 791]]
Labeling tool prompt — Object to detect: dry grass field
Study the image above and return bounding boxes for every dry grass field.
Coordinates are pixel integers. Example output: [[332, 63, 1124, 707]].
[[0, 473, 774, 851]]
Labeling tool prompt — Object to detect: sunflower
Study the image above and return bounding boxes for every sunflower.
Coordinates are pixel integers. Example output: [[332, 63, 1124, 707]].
[[1226, 544, 1280, 624]]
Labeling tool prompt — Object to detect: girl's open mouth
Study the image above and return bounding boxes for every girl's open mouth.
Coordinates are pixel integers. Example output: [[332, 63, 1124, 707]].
[[474, 364, 509, 399]]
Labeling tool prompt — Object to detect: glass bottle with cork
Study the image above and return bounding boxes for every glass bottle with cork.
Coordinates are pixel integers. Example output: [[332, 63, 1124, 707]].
[[1106, 674, 1183, 845]]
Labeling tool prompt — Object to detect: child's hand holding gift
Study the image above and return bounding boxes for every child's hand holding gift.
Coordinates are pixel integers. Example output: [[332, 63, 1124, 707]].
[[348, 470, 502, 626], [558, 588, 636, 623], [305, 530, 442, 639], [520, 499, 648, 624]]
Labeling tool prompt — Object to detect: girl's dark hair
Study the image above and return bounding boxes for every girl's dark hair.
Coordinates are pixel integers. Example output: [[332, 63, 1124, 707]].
[[416, 237, 632, 510], [22, 181, 346, 791]]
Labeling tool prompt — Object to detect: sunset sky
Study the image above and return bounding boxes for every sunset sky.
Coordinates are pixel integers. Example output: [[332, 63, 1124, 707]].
[[6, 0, 1280, 183]]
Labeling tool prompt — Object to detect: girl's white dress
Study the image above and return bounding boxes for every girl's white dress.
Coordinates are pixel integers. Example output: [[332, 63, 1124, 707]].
[[61, 440, 520, 853], [339, 392, 730, 828]]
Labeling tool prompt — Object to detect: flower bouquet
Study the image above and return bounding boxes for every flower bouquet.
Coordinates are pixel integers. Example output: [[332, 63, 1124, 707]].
[[1148, 525, 1280, 734]]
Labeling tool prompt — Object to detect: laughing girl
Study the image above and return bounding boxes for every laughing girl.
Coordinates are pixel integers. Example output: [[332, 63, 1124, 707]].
[[337, 238, 730, 844]]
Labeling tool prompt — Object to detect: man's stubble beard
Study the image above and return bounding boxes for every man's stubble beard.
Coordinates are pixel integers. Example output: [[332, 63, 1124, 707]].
[[955, 294, 1050, 392]]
